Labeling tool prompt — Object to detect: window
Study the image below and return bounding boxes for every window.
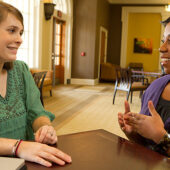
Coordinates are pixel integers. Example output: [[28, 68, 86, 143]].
[[53, 0, 67, 66], [55, 23, 62, 65], [53, 0, 67, 14], [3, 0, 40, 68]]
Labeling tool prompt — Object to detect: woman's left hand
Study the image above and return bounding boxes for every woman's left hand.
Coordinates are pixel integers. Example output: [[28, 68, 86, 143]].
[[124, 101, 166, 143], [34, 125, 58, 145]]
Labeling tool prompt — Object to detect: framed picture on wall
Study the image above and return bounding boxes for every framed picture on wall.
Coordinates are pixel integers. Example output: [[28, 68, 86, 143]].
[[134, 38, 152, 54]]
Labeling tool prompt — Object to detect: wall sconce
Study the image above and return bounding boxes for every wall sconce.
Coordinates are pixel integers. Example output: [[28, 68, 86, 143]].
[[44, 3, 56, 20]]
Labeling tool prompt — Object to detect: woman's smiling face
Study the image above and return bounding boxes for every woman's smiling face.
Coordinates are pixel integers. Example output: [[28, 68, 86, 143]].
[[0, 13, 23, 64], [160, 22, 170, 74]]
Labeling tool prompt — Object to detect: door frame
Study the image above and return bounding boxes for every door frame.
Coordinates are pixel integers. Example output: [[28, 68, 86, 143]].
[[98, 26, 108, 79], [120, 6, 169, 69], [52, 17, 57, 86], [52, 18, 66, 85], [51, 0, 73, 84]]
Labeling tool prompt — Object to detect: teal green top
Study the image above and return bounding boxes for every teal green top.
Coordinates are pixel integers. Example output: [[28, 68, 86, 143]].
[[0, 60, 55, 140]]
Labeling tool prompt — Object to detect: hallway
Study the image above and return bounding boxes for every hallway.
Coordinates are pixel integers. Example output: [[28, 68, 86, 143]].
[[43, 84, 142, 139]]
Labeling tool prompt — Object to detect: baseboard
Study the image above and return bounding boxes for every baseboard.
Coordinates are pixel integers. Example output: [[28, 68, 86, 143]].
[[71, 78, 99, 85]]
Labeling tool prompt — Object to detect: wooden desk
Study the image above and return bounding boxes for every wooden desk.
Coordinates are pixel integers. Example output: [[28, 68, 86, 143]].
[[26, 129, 170, 170]]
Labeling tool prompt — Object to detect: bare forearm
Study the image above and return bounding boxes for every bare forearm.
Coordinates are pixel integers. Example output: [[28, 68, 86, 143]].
[[152, 129, 167, 144], [0, 138, 17, 156], [32, 116, 51, 132]]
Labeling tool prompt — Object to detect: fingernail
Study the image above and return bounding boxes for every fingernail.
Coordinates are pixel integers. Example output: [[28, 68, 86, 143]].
[[61, 161, 65, 165], [68, 156, 72, 163]]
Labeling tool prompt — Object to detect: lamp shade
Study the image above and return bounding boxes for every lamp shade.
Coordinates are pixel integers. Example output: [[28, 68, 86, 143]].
[[44, 3, 56, 20]]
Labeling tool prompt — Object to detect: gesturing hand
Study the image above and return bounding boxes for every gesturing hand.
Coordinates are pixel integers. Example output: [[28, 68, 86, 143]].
[[118, 100, 133, 135], [17, 141, 72, 167], [35, 125, 57, 145], [124, 101, 166, 143]]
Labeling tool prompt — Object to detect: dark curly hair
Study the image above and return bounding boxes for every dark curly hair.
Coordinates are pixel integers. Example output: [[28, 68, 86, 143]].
[[161, 17, 170, 27]]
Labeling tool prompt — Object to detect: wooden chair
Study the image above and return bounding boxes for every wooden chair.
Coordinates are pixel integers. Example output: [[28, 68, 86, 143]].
[[128, 62, 144, 71], [32, 71, 47, 106], [128, 62, 149, 90], [128, 62, 145, 82], [30, 69, 53, 97], [113, 68, 148, 104]]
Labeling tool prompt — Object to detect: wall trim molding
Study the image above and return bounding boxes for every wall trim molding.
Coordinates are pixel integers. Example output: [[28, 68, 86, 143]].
[[71, 78, 99, 85], [64, 0, 73, 84], [98, 26, 108, 79], [121, 6, 169, 68]]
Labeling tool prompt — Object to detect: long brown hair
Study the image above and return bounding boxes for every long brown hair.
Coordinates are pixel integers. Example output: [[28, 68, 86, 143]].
[[0, 2, 24, 70]]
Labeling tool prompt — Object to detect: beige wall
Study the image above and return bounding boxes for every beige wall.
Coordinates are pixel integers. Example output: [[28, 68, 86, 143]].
[[41, 18, 53, 70], [40, 1, 73, 85], [40, 2, 53, 70]]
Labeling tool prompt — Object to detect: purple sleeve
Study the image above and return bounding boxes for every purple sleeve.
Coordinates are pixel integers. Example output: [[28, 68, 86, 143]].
[[140, 75, 170, 116]]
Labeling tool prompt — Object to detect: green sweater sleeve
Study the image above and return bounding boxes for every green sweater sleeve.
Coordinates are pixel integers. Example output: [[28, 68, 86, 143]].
[[17, 61, 55, 139]]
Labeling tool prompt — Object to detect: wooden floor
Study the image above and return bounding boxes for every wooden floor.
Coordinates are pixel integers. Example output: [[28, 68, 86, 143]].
[[43, 83, 141, 139]]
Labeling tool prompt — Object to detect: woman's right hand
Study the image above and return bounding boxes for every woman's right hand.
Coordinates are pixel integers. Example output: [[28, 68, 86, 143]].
[[17, 141, 72, 167], [123, 101, 166, 143], [118, 100, 133, 135]]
